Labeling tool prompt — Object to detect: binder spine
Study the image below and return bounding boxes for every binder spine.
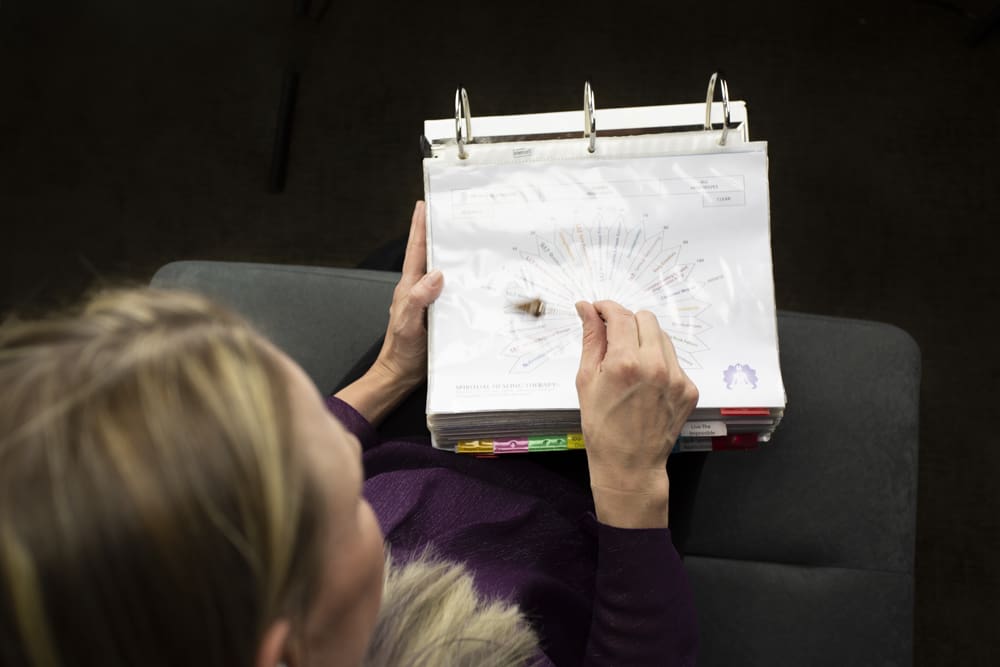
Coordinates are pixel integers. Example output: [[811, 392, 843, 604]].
[[428, 71, 743, 159]]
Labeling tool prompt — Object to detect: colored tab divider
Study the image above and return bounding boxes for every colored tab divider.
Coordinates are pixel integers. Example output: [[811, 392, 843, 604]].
[[719, 407, 771, 416], [456, 440, 493, 454], [675, 433, 761, 452], [674, 437, 711, 453], [712, 433, 759, 450], [455, 432, 760, 455], [457, 434, 584, 454], [528, 435, 567, 451], [493, 438, 530, 453]]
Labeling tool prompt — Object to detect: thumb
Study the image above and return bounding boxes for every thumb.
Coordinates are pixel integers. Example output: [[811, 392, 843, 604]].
[[576, 301, 607, 377], [408, 270, 444, 310]]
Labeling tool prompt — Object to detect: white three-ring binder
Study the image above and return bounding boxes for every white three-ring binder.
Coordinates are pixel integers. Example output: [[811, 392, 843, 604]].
[[420, 73, 786, 455]]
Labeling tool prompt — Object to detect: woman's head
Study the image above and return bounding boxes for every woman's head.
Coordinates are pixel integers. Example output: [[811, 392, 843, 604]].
[[0, 288, 384, 667]]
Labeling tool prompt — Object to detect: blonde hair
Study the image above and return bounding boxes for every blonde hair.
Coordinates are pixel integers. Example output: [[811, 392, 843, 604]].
[[0, 289, 323, 667], [365, 550, 541, 667], [0, 287, 542, 667]]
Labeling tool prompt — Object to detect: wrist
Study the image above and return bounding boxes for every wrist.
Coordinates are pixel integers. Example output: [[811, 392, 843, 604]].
[[362, 362, 416, 407], [333, 363, 416, 428], [371, 354, 422, 393], [590, 470, 670, 529]]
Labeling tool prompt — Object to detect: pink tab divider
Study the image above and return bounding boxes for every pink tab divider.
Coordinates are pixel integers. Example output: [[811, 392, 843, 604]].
[[493, 438, 530, 453]]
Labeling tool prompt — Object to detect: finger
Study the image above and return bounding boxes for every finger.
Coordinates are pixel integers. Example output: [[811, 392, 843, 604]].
[[408, 270, 444, 310], [636, 310, 669, 370], [660, 328, 682, 370], [400, 201, 427, 285], [635, 310, 662, 349], [575, 301, 607, 376], [396, 271, 444, 335], [594, 300, 638, 358]]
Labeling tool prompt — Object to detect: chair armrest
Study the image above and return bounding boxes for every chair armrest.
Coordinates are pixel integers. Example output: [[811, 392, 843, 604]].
[[151, 261, 399, 394], [685, 312, 920, 667]]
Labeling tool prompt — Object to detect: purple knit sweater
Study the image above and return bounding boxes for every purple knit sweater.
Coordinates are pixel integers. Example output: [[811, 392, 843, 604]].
[[327, 396, 698, 666]]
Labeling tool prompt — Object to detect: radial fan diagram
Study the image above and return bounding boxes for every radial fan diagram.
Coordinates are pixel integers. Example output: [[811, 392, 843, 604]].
[[499, 211, 713, 374]]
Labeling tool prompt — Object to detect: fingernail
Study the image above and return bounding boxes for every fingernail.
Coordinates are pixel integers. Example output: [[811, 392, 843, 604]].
[[427, 269, 443, 287], [574, 302, 585, 319]]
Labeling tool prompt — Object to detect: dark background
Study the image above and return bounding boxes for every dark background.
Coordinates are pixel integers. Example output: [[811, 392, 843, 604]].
[[2, 0, 998, 663]]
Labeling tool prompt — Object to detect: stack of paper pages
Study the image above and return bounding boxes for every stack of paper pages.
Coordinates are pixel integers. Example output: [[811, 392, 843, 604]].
[[423, 124, 785, 454]]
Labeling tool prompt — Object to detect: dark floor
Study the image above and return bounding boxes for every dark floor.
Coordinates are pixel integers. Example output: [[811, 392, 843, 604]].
[[2, 0, 999, 663]]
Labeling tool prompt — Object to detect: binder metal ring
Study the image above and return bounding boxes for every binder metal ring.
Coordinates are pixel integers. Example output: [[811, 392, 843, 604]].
[[584, 81, 596, 153], [704, 71, 732, 146], [455, 87, 472, 159]]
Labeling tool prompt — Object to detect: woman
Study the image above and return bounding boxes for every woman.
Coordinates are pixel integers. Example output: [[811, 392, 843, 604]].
[[0, 202, 699, 666]]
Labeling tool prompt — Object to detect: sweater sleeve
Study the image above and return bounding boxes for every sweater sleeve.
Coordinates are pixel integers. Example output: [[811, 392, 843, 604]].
[[582, 519, 698, 667], [324, 395, 380, 451]]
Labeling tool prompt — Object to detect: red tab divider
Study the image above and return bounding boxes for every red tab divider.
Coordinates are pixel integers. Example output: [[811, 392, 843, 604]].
[[719, 408, 771, 416], [712, 433, 760, 450]]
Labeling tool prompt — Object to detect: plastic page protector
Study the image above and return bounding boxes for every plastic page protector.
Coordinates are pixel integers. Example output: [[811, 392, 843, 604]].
[[424, 142, 785, 414]]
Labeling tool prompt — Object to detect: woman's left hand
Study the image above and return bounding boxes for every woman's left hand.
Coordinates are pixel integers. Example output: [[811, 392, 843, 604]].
[[335, 201, 443, 426], [371, 200, 443, 390]]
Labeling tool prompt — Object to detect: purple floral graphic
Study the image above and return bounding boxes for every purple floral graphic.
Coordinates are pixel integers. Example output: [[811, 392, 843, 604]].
[[723, 363, 759, 389]]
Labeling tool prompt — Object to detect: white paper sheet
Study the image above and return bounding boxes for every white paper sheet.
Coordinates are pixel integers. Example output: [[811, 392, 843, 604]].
[[424, 139, 785, 415]]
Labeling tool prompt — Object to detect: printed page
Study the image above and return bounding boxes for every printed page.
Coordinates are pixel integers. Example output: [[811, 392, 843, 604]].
[[425, 143, 784, 414]]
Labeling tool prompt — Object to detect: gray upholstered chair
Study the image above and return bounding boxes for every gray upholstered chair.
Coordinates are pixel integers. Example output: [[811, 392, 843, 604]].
[[152, 260, 920, 667]]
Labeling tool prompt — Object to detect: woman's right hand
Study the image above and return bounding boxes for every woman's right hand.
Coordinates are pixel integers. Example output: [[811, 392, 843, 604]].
[[575, 300, 699, 529]]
